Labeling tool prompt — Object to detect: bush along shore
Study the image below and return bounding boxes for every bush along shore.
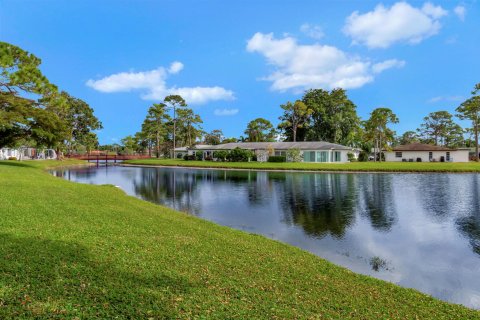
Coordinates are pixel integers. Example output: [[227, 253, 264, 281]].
[[1, 160, 480, 319], [123, 158, 480, 173]]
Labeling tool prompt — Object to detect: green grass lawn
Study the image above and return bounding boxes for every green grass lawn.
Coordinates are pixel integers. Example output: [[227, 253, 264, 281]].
[[1, 160, 479, 319], [124, 158, 480, 173]]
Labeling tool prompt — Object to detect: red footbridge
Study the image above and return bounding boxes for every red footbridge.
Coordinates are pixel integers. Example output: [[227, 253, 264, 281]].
[[67, 154, 151, 163]]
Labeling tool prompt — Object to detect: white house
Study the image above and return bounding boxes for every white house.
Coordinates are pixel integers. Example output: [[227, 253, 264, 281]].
[[174, 141, 359, 163], [0, 148, 57, 160], [384, 143, 470, 163]]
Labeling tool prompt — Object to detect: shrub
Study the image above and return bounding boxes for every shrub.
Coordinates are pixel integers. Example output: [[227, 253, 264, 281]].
[[213, 150, 229, 162], [176, 153, 184, 159], [227, 147, 254, 162], [183, 154, 195, 161], [347, 152, 356, 162], [286, 148, 302, 162], [358, 151, 369, 162], [195, 152, 203, 161], [8, 157, 17, 161], [267, 156, 286, 162]]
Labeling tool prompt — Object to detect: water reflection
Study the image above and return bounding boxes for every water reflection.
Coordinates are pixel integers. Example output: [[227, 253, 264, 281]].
[[280, 174, 356, 239], [456, 175, 480, 255], [52, 166, 480, 308], [133, 168, 201, 214], [361, 175, 396, 232]]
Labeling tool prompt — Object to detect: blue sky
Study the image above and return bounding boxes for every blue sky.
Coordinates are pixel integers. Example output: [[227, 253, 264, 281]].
[[1, 0, 479, 144]]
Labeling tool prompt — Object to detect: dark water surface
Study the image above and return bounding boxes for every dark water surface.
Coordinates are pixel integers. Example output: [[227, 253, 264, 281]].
[[51, 165, 480, 308]]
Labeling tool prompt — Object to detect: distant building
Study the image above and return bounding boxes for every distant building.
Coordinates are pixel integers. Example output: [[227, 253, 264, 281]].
[[384, 143, 470, 162], [0, 147, 57, 160], [174, 141, 359, 163]]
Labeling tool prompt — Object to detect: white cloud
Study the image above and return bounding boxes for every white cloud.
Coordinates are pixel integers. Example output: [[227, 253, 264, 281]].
[[214, 108, 239, 116], [372, 59, 406, 73], [428, 95, 464, 103], [86, 68, 167, 93], [454, 5, 466, 21], [343, 2, 448, 48], [86, 62, 234, 105], [168, 61, 184, 74], [300, 23, 324, 40], [246, 32, 404, 92]]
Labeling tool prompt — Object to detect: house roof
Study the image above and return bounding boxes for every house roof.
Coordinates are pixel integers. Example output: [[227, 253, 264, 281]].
[[175, 141, 353, 151], [391, 143, 457, 151]]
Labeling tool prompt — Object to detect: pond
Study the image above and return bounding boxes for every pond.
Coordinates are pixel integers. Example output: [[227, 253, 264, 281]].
[[51, 165, 480, 308]]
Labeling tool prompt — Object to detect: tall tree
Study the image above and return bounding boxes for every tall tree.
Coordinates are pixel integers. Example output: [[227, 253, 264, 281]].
[[142, 103, 171, 158], [164, 95, 186, 153], [417, 111, 464, 147], [0, 43, 101, 159], [222, 137, 238, 143], [278, 100, 313, 142], [0, 42, 60, 149], [398, 131, 420, 145], [302, 88, 361, 146], [45, 91, 103, 155], [244, 118, 276, 142], [364, 108, 399, 162], [457, 83, 480, 161], [204, 129, 224, 145], [82, 132, 99, 153], [176, 107, 203, 147], [121, 135, 137, 154]]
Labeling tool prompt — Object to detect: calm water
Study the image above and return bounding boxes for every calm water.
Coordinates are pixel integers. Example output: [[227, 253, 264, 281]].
[[51, 165, 480, 308]]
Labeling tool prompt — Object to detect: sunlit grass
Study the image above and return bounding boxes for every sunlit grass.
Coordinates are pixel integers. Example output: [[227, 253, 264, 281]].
[[124, 158, 480, 172], [0, 159, 478, 318]]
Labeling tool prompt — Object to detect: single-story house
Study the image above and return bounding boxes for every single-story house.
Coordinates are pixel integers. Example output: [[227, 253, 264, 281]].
[[384, 143, 470, 162], [174, 141, 359, 163], [0, 148, 57, 160]]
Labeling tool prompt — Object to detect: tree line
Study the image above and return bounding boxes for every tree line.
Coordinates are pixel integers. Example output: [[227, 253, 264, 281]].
[[115, 84, 480, 161], [0, 42, 102, 157]]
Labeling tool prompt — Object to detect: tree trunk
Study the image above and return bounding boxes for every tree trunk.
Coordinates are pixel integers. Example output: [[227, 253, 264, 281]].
[[173, 106, 176, 157], [475, 120, 479, 162], [56, 148, 63, 161], [379, 133, 382, 162], [293, 124, 297, 142], [156, 132, 160, 158]]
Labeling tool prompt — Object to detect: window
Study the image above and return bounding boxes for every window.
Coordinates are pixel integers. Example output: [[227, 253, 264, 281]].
[[335, 151, 341, 162], [446, 152, 451, 162], [395, 152, 402, 158], [303, 151, 315, 162], [316, 151, 328, 162], [275, 151, 286, 156], [429, 152, 433, 160]]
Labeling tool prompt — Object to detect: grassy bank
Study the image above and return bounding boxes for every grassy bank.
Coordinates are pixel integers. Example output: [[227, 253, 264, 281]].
[[0, 160, 479, 319], [124, 158, 480, 173]]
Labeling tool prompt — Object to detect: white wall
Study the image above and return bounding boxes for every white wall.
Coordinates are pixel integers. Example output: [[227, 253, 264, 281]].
[[385, 150, 470, 162]]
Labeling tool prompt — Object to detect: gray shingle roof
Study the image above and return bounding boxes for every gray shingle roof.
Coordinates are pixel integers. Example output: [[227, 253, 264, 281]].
[[180, 141, 353, 151], [392, 143, 457, 151]]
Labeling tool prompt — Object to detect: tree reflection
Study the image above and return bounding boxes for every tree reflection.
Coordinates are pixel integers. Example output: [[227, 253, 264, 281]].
[[51, 167, 101, 180], [418, 175, 454, 221], [456, 175, 480, 255], [279, 173, 357, 239], [361, 174, 396, 232], [133, 168, 201, 214]]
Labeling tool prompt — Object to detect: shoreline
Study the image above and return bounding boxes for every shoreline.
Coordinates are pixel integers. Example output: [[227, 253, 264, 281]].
[[120, 162, 480, 174]]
